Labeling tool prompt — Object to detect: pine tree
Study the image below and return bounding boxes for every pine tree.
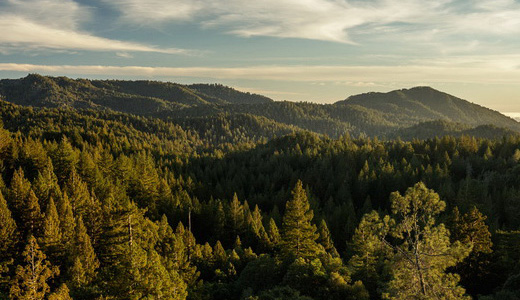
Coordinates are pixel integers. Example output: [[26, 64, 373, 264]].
[[450, 206, 493, 296], [0, 190, 17, 296], [250, 205, 264, 236], [65, 169, 103, 246], [48, 283, 73, 300], [10, 235, 59, 300], [0, 190, 17, 257], [281, 180, 322, 260], [69, 257, 86, 289], [451, 206, 492, 254], [317, 219, 339, 258], [70, 216, 99, 286], [57, 193, 75, 247], [23, 190, 42, 238], [267, 218, 281, 249], [40, 197, 62, 259], [99, 199, 188, 299], [0, 123, 12, 162], [213, 240, 227, 268], [136, 248, 187, 300], [32, 159, 61, 210], [8, 168, 32, 223], [64, 168, 90, 217], [175, 222, 196, 263], [228, 193, 244, 238], [214, 200, 226, 240], [348, 211, 393, 299], [51, 137, 78, 184], [157, 215, 198, 287], [384, 182, 471, 300]]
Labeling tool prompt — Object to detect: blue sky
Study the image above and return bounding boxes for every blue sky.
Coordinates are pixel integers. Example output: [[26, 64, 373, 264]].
[[1, 0, 520, 112]]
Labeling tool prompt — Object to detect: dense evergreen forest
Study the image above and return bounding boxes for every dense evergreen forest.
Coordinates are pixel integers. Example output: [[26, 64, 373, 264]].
[[1, 76, 520, 299]]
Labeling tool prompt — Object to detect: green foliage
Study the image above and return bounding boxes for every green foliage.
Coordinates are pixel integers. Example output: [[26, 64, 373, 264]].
[[40, 197, 62, 258], [281, 180, 323, 260], [317, 219, 339, 258], [10, 235, 59, 300], [70, 216, 99, 286], [48, 284, 73, 300], [1, 78, 520, 299], [378, 183, 471, 299], [0, 190, 16, 256], [348, 211, 393, 299], [255, 286, 313, 300], [449, 206, 495, 295]]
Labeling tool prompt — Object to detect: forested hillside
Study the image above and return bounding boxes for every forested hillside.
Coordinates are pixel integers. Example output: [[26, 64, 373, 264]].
[[1, 75, 519, 140], [0, 91, 519, 300]]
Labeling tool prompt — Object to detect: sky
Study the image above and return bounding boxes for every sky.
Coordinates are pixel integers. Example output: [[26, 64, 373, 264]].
[[1, 0, 520, 113]]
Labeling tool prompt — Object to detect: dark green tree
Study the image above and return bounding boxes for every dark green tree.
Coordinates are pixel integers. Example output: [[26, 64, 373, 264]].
[[317, 220, 339, 258], [450, 206, 493, 296]]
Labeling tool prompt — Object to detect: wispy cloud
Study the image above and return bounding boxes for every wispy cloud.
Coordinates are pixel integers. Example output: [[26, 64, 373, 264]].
[[102, 0, 520, 45], [0, 0, 191, 54], [1, 62, 519, 84]]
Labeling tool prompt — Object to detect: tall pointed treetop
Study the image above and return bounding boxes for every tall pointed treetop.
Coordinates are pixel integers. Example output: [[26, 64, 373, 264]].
[[281, 180, 322, 260]]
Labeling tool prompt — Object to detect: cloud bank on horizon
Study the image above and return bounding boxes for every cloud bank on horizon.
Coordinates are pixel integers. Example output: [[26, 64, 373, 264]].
[[1, 0, 519, 109]]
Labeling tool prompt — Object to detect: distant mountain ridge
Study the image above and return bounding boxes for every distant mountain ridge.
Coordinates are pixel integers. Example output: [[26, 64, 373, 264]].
[[337, 86, 520, 130], [0, 74, 518, 140], [0, 74, 272, 114]]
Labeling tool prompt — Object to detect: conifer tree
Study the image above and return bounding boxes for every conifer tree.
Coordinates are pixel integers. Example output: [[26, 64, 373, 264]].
[[0, 190, 17, 257], [0, 190, 17, 296], [214, 200, 226, 239], [32, 159, 61, 210], [233, 235, 243, 251], [267, 218, 281, 249], [450, 206, 493, 296], [70, 216, 99, 286], [451, 206, 492, 254], [8, 168, 32, 222], [47, 283, 73, 300], [383, 182, 471, 300], [51, 137, 78, 184], [23, 190, 42, 238], [40, 197, 62, 258], [281, 180, 322, 260], [57, 193, 75, 247], [65, 168, 90, 217], [157, 215, 198, 287], [136, 248, 187, 300], [10, 235, 59, 300], [349, 211, 393, 299], [250, 205, 264, 236], [0, 124, 12, 161], [317, 219, 339, 258], [213, 240, 227, 268], [175, 222, 196, 263], [200, 242, 214, 265], [228, 193, 244, 237]]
